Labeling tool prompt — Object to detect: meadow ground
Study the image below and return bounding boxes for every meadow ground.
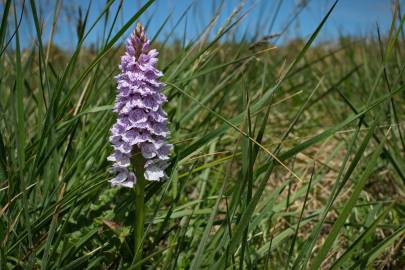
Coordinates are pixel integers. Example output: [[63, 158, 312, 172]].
[[1, 0, 405, 269]]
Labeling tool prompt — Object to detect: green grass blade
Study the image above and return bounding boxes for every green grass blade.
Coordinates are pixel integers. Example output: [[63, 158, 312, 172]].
[[309, 125, 389, 270]]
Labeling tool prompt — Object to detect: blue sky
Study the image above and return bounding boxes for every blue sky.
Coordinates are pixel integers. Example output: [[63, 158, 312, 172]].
[[13, 0, 401, 49]]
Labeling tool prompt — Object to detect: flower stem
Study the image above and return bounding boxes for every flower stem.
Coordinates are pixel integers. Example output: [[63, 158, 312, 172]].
[[132, 152, 145, 269]]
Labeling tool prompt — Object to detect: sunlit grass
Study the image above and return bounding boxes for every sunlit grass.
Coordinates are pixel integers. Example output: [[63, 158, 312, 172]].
[[0, 0, 404, 269]]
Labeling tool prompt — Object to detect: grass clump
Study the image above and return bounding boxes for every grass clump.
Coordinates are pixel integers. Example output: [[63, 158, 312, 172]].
[[0, 0, 404, 269]]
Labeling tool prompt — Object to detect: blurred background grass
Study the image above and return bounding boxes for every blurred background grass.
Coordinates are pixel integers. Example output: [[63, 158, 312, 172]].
[[0, 0, 404, 269]]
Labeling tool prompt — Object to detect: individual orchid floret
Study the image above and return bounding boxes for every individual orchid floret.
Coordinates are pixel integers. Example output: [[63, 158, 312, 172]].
[[108, 23, 172, 188]]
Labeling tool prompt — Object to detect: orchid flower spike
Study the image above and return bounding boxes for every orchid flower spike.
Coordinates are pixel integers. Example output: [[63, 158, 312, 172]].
[[108, 23, 172, 188]]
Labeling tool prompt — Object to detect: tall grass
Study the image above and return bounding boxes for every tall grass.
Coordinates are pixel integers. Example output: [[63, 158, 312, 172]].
[[1, 0, 404, 269]]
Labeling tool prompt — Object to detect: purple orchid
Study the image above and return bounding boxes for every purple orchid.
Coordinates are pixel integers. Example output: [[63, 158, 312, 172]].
[[108, 23, 172, 188]]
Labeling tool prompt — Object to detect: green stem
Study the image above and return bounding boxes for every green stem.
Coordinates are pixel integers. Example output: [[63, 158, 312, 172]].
[[132, 152, 145, 269]]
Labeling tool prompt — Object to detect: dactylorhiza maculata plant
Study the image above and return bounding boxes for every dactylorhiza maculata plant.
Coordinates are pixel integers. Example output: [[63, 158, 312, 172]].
[[108, 23, 172, 188]]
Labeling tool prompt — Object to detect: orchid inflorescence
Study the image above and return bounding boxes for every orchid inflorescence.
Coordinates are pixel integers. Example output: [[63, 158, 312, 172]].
[[108, 23, 172, 188]]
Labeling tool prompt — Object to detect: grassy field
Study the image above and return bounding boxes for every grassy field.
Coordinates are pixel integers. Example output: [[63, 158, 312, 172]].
[[1, 0, 405, 269]]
